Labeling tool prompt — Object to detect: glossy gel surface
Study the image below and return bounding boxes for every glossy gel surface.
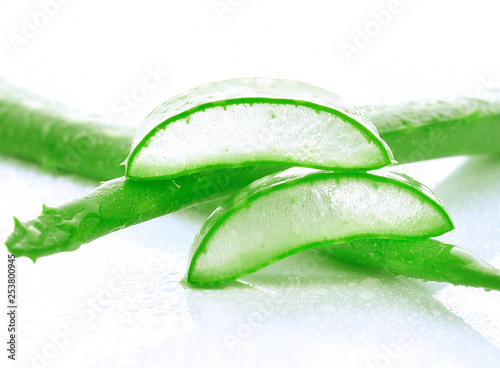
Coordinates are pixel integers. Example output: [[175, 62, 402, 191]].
[[187, 168, 453, 285], [126, 78, 394, 179]]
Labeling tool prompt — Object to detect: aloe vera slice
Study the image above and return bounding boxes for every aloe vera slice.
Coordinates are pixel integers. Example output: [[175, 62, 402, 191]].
[[126, 78, 394, 180], [186, 168, 454, 285]]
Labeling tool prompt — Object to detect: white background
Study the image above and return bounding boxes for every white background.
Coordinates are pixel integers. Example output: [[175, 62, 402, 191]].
[[1, 1, 500, 367]]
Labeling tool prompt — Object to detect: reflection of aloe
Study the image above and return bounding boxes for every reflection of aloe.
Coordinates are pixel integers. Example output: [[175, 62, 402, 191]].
[[180, 252, 500, 368]]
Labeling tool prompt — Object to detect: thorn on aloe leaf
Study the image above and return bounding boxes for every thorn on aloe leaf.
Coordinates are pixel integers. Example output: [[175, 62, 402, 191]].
[[41, 204, 56, 215], [12, 216, 26, 238]]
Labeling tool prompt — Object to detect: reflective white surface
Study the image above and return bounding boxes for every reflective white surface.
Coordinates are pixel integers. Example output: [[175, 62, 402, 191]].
[[1, 1, 500, 367], [1, 155, 500, 368]]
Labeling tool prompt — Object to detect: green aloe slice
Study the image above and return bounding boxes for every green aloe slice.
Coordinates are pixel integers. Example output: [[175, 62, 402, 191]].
[[126, 78, 394, 180], [186, 168, 454, 286]]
